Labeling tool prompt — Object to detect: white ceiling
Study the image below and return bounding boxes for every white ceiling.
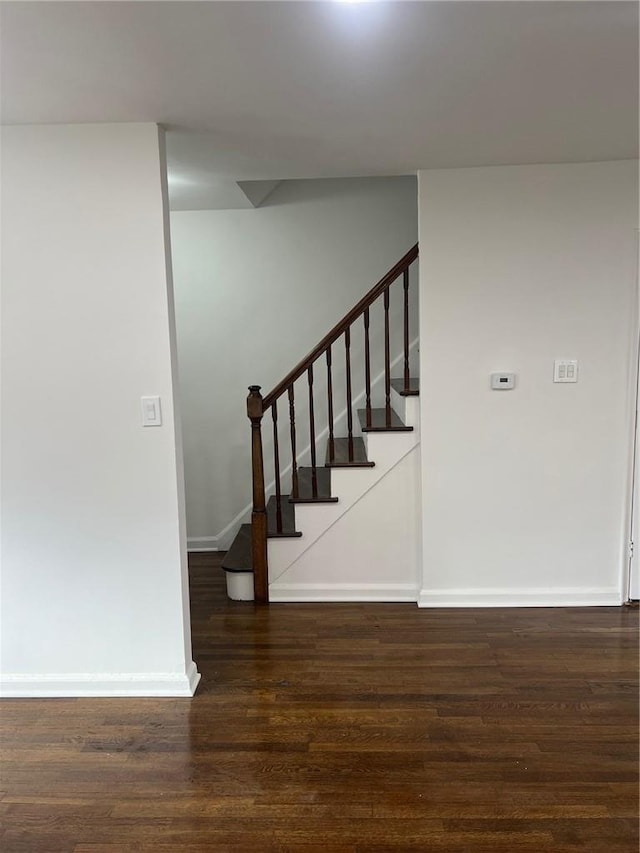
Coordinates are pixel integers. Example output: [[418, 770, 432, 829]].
[[1, 1, 637, 208]]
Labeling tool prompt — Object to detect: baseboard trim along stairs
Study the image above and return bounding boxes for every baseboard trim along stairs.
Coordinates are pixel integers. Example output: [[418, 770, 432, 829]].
[[269, 583, 419, 603]]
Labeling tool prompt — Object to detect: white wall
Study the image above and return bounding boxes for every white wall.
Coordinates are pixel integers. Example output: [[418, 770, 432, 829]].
[[170, 177, 418, 548], [418, 160, 638, 606], [0, 123, 199, 695]]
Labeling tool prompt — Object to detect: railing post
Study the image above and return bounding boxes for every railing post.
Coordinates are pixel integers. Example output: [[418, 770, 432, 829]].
[[247, 385, 268, 604]]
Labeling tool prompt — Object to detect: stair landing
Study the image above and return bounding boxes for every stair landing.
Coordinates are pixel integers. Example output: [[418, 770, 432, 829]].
[[391, 378, 420, 397]]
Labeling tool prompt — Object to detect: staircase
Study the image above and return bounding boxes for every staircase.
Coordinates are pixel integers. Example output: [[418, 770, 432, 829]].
[[222, 244, 420, 603]]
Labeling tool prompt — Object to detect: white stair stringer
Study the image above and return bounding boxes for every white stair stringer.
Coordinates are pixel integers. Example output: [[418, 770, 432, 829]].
[[268, 390, 421, 601], [269, 444, 421, 601]]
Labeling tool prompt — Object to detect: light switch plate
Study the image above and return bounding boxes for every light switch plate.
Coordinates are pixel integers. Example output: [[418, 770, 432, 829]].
[[554, 360, 578, 383], [141, 395, 162, 426]]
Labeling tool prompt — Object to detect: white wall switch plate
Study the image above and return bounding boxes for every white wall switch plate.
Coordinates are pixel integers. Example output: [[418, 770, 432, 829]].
[[554, 359, 578, 383], [490, 372, 515, 390], [141, 395, 162, 426]]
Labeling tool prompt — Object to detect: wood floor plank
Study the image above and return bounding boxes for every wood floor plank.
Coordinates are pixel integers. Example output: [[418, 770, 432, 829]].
[[0, 551, 637, 852]]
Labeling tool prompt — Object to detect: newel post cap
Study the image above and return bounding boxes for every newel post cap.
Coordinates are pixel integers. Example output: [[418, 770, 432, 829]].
[[247, 385, 263, 420]]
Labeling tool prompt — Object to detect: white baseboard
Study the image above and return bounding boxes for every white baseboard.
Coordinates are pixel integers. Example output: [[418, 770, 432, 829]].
[[417, 587, 623, 608], [0, 661, 202, 698], [269, 583, 418, 603], [187, 536, 220, 552]]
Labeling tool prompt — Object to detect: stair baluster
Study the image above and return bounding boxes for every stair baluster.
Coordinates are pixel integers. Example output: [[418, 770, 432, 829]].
[[271, 401, 283, 534], [403, 268, 410, 393], [326, 346, 335, 464], [345, 327, 354, 461], [364, 307, 372, 428], [307, 365, 318, 498], [288, 384, 299, 501], [384, 287, 391, 427]]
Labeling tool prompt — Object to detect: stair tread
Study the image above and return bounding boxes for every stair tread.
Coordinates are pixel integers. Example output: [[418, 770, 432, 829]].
[[267, 494, 302, 538], [391, 377, 420, 396], [325, 437, 375, 468], [221, 524, 252, 572], [289, 467, 338, 503], [357, 408, 413, 432], [221, 492, 302, 572]]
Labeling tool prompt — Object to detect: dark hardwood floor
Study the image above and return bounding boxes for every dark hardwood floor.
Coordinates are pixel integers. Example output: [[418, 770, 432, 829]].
[[1, 552, 638, 852]]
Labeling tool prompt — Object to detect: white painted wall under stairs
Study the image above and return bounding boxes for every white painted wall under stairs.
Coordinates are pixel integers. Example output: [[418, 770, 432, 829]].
[[269, 387, 421, 602]]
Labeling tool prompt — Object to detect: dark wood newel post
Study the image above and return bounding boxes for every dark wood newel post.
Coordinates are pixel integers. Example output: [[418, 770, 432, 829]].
[[247, 385, 268, 604]]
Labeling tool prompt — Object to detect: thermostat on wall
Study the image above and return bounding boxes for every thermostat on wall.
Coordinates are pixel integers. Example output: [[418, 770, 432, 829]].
[[490, 373, 515, 390]]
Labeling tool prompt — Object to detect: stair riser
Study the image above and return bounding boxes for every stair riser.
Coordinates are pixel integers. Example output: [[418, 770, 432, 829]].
[[389, 386, 420, 428], [362, 429, 418, 466]]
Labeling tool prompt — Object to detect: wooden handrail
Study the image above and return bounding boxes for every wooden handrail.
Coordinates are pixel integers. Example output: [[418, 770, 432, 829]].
[[262, 243, 418, 409]]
